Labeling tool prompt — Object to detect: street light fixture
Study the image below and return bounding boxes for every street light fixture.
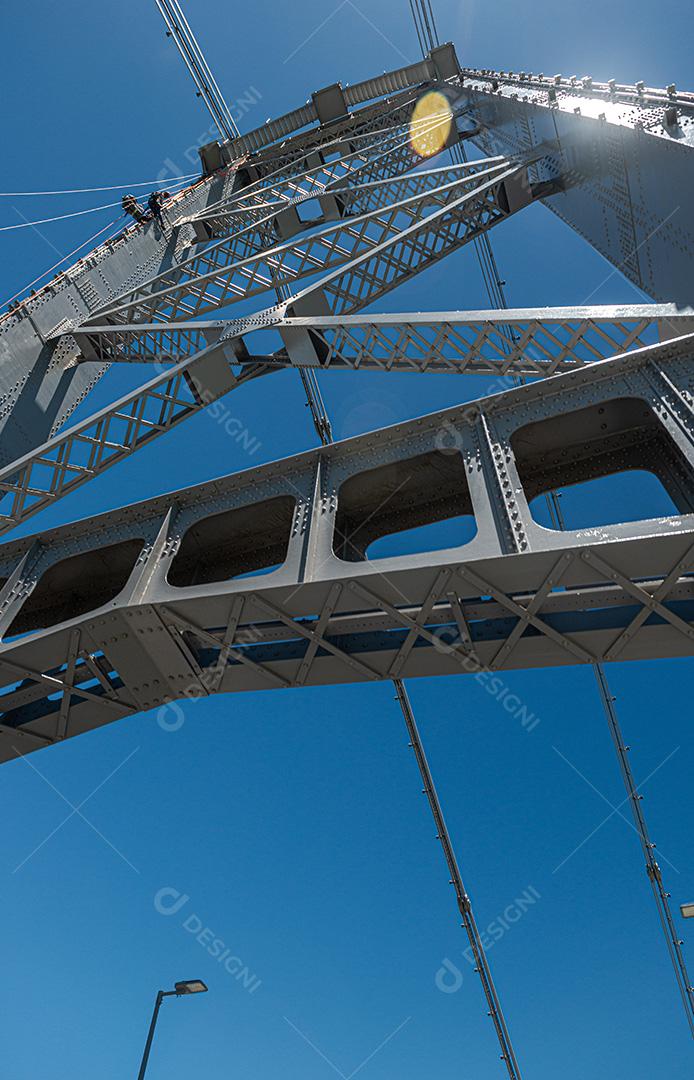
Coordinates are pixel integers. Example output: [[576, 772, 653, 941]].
[[137, 979, 208, 1080], [682, 903, 694, 919], [175, 980, 208, 995]]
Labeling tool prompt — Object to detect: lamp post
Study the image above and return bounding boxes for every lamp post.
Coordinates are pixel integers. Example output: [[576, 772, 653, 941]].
[[137, 980, 208, 1080]]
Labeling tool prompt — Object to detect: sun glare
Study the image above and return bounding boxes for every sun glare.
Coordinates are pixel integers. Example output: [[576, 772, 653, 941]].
[[409, 90, 453, 158]]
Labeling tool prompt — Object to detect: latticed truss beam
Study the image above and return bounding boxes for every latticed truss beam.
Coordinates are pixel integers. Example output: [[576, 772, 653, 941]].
[[0, 337, 692, 759], [269, 305, 694, 375], [186, 110, 465, 235], [73, 304, 694, 373], [95, 158, 522, 324], [0, 343, 258, 534]]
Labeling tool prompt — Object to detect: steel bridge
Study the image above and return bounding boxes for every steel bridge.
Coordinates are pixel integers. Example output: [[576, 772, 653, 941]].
[[2, 33, 694, 1070], [2, 42, 693, 754]]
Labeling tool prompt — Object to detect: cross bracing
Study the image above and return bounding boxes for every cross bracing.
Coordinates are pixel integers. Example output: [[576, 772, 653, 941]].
[[75, 303, 692, 368], [96, 159, 528, 324], [0, 304, 675, 538], [0, 334, 693, 759], [1, 32, 693, 1068], [0, 41, 692, 744], [185, 110, 466, 236]]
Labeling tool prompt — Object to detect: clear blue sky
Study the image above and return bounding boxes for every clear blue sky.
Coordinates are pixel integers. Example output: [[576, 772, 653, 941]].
[[0, 2, 692, 1078]]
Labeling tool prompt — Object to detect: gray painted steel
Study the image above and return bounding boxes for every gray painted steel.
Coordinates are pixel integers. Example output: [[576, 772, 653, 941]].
[[1, 44, 693, 760], [0, 337, 693, 760], [455, 68, 694, 305]]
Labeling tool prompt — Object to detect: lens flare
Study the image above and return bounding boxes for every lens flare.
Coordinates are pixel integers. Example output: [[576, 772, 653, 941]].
[[409, 91, 453, 158]]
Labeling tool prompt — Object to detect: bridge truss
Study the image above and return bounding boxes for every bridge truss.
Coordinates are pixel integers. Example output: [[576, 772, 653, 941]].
[[2, 38, 694, 1069]]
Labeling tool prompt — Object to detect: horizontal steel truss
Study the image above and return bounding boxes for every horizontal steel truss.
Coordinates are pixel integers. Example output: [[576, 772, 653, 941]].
[[76, 304, 693, 370], [4, 305, 686, 538], [0, 336, 693, 760], [95, 158, 523, 325], [261, 306, 694, 374]]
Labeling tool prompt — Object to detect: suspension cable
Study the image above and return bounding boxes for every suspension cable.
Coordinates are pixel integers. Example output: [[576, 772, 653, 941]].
[[0, 174, 193, 235], [0, 214, 123, 310], [155, 0, 240, 141], [543, 465, 694, 1034], [595, 666, 694, 1034], [0, 173, 197, 197], [398, 7, 526, 1074], [0, 199, 128, 232]]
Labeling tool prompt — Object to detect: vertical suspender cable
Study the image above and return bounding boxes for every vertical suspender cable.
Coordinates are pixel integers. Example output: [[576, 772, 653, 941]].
[[397, 6, 525, 1075], [594, 665, 694, 1035], [547, 485, 694, 1036], [395, 681, 524, 1079]]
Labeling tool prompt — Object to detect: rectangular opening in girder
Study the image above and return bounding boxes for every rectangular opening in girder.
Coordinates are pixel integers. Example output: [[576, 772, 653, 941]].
[[333, 450, 476, 561], [510, 396, 693, 528], [168, 495, 296, 587], [7, 539, 144, 638]]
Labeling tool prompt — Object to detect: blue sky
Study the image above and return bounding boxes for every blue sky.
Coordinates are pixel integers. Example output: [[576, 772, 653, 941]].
[[0, 2, 692, 1077]]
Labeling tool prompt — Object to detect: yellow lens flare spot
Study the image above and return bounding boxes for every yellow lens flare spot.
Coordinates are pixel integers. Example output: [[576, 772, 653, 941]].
[[409, 91, 453, 158]]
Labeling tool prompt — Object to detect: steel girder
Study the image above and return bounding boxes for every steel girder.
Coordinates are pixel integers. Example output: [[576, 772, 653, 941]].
[[260, 304, 694, 376], [187, 112, 464, 236], [0, 336, 693, 761], [217, 46, 461, 162]]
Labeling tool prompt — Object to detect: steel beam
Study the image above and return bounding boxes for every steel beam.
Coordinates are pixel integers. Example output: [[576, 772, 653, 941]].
[[0, 337, 693, 760], [95, 159, 520, 324], [187, 111, 463, 235], [73, 305, 694, 373], [456, 67, 694, 305], [0, 342, 262, 535]]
